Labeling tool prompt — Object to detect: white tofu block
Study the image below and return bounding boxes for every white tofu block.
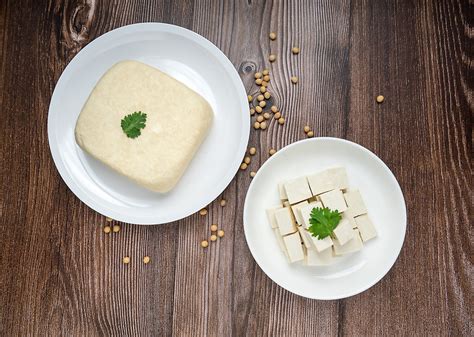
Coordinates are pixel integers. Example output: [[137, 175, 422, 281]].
[[342, 209, 357, 229], [326, 167, 349, 190], [283, 177, 312, 204], [319, 189, 348, 212], [298, 226, 313, 248], [283, 232, 305, 263], [309, 235, 334, 252], [355, 214, 377, 241], [291, 200, 309, 225], [274, 229, 290, 261], [274, 207, 297, 235], [298, 201, 323, 229], [266, 206, 282, 228], [333, 229, 363, 255], [278, 183, 288, 201], [343, 190, 367, 216], [332, 218, 354, 245], [305, 247, 334, 266], [306, 171, 334, 196], [307, 167, 349, 196]]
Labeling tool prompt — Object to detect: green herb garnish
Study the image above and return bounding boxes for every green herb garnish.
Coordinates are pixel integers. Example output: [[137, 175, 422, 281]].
[[307, 207, 341, 240], [121, 111, 147, 138]]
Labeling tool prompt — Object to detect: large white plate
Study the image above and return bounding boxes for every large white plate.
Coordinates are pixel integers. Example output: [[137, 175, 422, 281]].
[[48, 23, 249, 224], [243, 138, 406, 299]]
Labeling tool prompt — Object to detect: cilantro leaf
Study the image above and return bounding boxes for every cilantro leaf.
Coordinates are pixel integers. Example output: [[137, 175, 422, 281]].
[[307, 207, 341, 240], [121, 111, 147, 138]]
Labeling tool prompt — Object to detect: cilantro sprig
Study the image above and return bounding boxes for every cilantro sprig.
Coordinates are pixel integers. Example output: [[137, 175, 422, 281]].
[[307, 207, 341, 240], [121, 111, 147, 138]]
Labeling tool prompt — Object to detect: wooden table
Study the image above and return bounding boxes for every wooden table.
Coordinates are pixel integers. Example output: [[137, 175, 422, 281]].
[[1, 0, 471, 336]]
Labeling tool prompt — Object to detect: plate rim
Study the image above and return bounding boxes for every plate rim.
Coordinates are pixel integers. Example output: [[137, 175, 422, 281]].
[[243, 137, 407, 300], [47, 23, 249, 225]]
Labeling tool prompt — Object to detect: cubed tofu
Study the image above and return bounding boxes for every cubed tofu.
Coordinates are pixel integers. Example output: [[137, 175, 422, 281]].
[[342, 209, 358, 229], [298, 226, 313, 248], [274, 207, 297, 235], [298, 201, 323, 229], [355, 214, 377, 241], [343, 190, 367, 216], [319, 189, 348, 212], [309, 235, 334, 252], [291, 200, 309, 225], [326, 167, 349, 190], [266, 206, 283, 228], [307, 167, 349, 195], [278, 182, 288, 201], [307, 171, 334, 195], [283, 177, 313, 204], [305, 247, 334, 266], [333, 229, 363, 255], [274, 229, 290, 261], [283, 232, 305, 263], [332, 218, 354, 245]]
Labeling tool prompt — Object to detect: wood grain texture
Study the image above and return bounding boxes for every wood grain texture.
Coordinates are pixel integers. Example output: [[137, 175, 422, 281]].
[[0, 0, 472, 336]]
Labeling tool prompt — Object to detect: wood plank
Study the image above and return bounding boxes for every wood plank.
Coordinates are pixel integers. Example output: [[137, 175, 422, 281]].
[[342, 0, 472, 336]]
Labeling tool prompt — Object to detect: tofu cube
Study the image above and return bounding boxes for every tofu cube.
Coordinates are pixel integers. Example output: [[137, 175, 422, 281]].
[[310, 235, 334, 252], [283, 177, 313, 204], [307, 167, 349, 195], [319, 189, 348, 212], [274, 207, 297, 235], [355, 214, 377, 241], [283, 232, 305, 263], [332, 218, 354, 245], [274, 229, 290, 261], [298, 226, 313, 248], [343, 190, 367, 216], [307, 171, 334, 195], [278, 182, 288, 201], [266, 206, 282, 228], [291, 200, 308, 225], [333, 229, 363, 255], [298, 201, 323, 229], [305, 247, 334, 266], [326, 167, 349, 190], [341, 209, 357, 229]]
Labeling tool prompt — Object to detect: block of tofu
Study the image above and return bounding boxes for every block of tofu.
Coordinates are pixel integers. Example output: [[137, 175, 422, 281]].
[[332, 218, 355, 245], [343, 190, 367, 216], [319, 189, 348, 212], [305, 247, 334, 266], [274, 207, 297, 235], [283, 232, 305, 263], [298, 201, 322, 229], [273, 229, 287, 251], [307, 167, 349, 195], [309, 235, 334, 252], [278, 183, 288, 201], [355, 214, 377, 241], [283, 177, 313, 204], [306, 170, 334, 195], [333, 229, 363, 255], [326, 167, 349, 190], [291, 200, 309, 225], [75, 60, 213, 193], [298, 227, 313, 248], [266, 206, 283, 228], [299, 201, 323, 229], [342, 209, 358, 229]]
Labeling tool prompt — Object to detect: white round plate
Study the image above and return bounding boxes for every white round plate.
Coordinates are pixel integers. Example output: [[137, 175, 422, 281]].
[[243, 138, 406, 299], [48, 23, 249, 224]]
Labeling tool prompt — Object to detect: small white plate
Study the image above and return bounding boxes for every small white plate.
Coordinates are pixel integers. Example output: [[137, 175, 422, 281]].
[[243, 138, 406, 299], [48, 23, 249, 224]]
